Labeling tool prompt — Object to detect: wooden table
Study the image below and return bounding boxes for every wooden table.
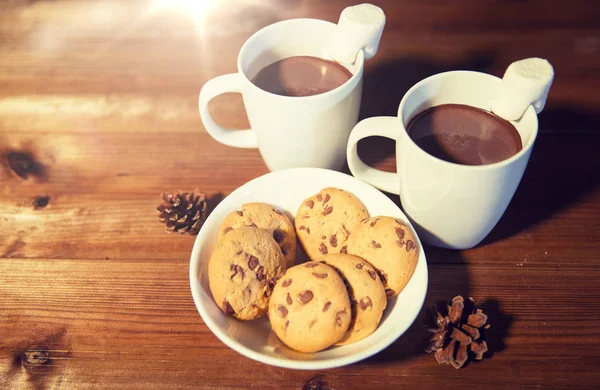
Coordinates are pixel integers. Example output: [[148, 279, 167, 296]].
[[1, 0, 599, 388]]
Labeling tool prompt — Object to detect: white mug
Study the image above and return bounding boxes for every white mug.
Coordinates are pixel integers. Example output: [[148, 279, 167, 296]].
[[347, 71, 539, 250], [199, 18, 364, 171]]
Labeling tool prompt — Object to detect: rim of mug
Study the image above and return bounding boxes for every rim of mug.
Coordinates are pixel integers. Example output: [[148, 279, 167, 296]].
[[397, 70, 539, 170], [236, 18, 365, 100]]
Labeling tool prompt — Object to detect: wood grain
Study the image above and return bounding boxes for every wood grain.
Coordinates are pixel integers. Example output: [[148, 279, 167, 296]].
[[1, 0, 600, 388], [2, 258, 599, 389]]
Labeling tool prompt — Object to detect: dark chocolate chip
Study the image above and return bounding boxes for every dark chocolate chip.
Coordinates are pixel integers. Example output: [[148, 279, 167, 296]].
[[316, 194, 323, 201], [273, 208, 282, 215], [319, 243, 328, 254], [305, 262, 319, 268], [306, 227, 311, 234], [321, 235, 326, 240], [308, 319, 317, 328], [406, 239, 416, 252], [323, 194, 330, 203], [378, 270, 388, 284], [277, 305, 288, 318], [312, 272, 328, 279], [355, 262, 364, 269], [359, 297, 373, 311], [370, 218, 379, 228], [367, 269, 378, 281], [223, 227, 233, 234], [306, 200, 314, 209], [322, 206, 333, 216], [286, 293, 292, 305], [282, 279, 293, 287], [248, 255, 259, 270], [397, 240, 405, 248], [323, 301, 331, 312], [299, 225, 306, 230], [299, 290, 314, 304], [256, 266, 265, 281], [329, 234, 338, 248], [340, 246, 348, 254], [284, 320, 289, 332], [395, 227, 405, 240], [236, 210, 243, 217], [371, 240, 382, 248]]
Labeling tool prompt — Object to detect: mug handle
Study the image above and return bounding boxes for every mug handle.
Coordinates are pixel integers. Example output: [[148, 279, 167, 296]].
[[346, 116, 401, 195], [198, 73, 258, 148]]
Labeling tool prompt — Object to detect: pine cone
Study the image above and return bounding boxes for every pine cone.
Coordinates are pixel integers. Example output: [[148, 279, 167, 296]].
[[157, 189, 207, 235], [425, 295, 489, 368]]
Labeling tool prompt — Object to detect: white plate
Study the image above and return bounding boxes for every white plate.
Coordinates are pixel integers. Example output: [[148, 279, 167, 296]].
[[189, 168, 428, 369]]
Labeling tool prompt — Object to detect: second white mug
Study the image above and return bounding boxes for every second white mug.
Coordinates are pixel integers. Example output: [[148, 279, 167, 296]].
[[199, 18, 364, 171], [347, 71, 539, 250]]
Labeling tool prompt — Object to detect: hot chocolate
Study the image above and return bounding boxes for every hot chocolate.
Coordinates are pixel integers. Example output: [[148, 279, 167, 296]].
[[406, 104, 522, 166], [251, 56, 352, 97]]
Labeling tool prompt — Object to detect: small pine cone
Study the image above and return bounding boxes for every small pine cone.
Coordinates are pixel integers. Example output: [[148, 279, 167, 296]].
[[424, 295, 490, 368], [157, 189, 207, 235]]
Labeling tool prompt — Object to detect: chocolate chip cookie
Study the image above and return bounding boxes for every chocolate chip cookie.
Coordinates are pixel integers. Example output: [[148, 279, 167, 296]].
[[209, 227, 286, 320], [268, 261, 351, 353], [346, 216, 419, 300], [218, 202, 297, 268], [295, 188, 369, 262], [322, 253, 387, 345]]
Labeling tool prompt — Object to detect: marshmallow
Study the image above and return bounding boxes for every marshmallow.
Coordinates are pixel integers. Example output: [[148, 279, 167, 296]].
[[491, 58, 554, 121], [326, 3, 386, 64]]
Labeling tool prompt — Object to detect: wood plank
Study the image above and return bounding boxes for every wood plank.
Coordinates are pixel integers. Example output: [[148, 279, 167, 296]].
[[0, 0, 598, 135], [1, 132, 598, 262], [1, 259, 599, 389]]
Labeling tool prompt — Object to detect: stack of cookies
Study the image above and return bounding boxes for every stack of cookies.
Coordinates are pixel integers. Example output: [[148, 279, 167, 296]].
[[208, 188, 420, 353]]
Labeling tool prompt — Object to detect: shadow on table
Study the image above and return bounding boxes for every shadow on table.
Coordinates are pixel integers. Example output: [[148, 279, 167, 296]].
[[479, 298, 513, 359], [359, 52, 496, 121], [206, 192, 225, 212], [481, 117, 600, 245], [366, 245, 472, 364]]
